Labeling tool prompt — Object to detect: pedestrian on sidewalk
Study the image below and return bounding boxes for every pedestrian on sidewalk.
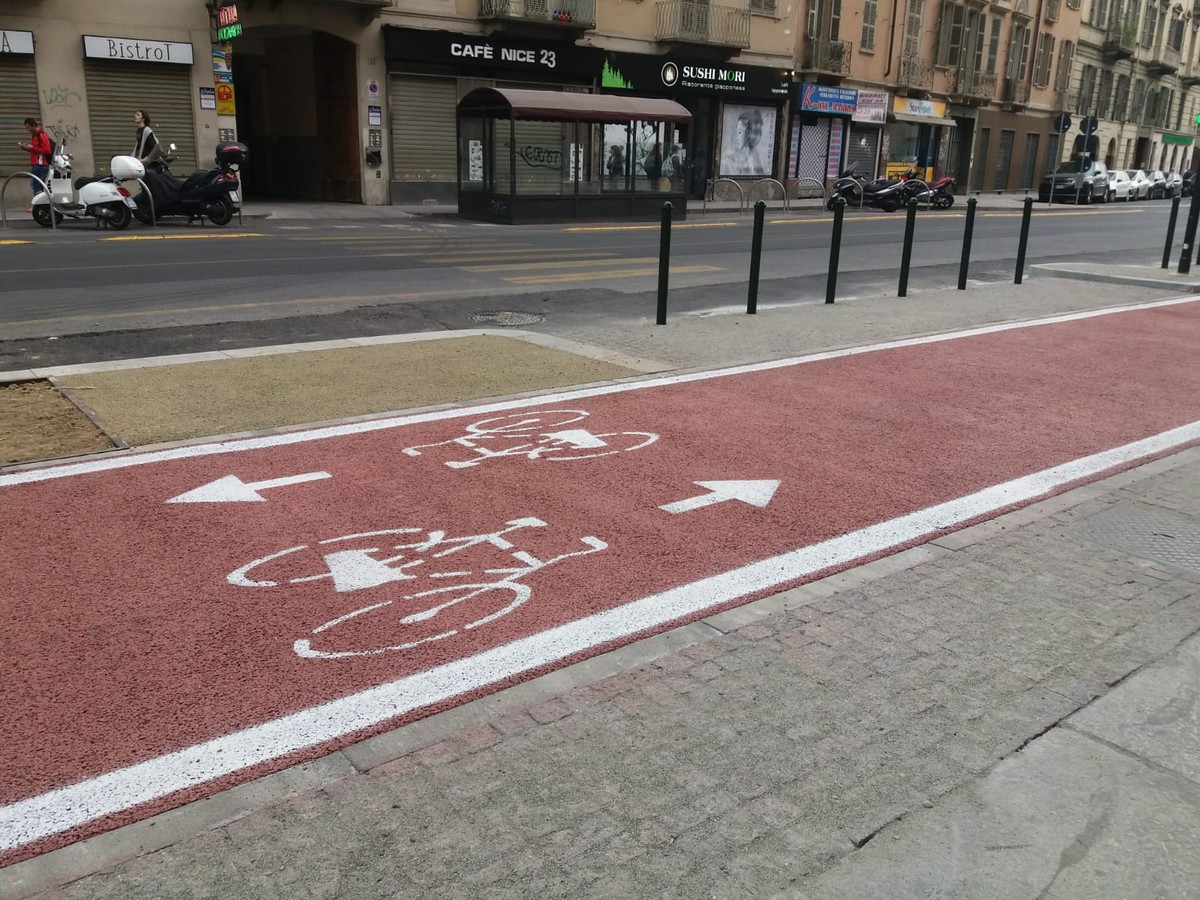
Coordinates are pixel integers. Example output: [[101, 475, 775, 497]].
[[17, 116, 52, 204], [132, 109, 160, 166]]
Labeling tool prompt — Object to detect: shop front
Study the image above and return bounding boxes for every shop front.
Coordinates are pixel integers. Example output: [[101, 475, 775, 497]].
[[383, 26, 601, 204], [0, 29, 38, 183], [887, 96, 956, 182], [786, 84, 855, 190], [597, 53, 790, 199]]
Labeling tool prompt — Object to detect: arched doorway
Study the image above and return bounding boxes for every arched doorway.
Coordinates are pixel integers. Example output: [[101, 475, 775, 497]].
[[233, 27, 361, 202], [1105, 138, 1116, 170]]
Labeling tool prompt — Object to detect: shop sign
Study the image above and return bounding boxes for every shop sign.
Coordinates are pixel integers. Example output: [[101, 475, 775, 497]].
[[892, 97, 947, 118], [604, 52, 789, 98], [853, 90, 889, 124], [1163, 132, 1194, 145], [199, 86, 216, 110], [794, 83, 857, 115], [83, 35, 194, 65], [212, 47, 233, 84], [384, 26, 602, 79], [0, 30, 35, 55], [216, 4, 242, 42], [216, 82, 236, 115]]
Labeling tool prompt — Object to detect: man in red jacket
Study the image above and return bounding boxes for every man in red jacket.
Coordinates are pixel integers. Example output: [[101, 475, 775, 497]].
[[17, 117, 52, 203]]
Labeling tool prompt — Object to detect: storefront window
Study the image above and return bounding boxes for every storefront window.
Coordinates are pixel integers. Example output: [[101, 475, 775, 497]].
[[888, 122, 921, 168]]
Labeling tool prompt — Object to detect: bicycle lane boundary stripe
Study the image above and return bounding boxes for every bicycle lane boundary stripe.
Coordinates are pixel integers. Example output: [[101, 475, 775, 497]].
[[4, 416, 1200, 856], [4, 293, 1199, 488]]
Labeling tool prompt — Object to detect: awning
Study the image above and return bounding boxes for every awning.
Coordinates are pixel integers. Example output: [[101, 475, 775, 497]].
[[890, 112, 958, 127], [458, 87, 693, 124]]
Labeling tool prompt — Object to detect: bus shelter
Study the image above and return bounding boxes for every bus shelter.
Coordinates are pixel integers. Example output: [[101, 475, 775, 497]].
[[456, 87, 692, 224]]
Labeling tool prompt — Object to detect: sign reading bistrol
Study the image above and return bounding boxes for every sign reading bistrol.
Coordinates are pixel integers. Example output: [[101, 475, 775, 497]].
[[83, 35, 194, 65]]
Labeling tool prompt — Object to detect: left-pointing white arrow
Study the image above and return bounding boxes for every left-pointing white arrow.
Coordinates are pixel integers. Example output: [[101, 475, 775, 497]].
[[167, 471, 332, 504], [659, 480, 781, 515]]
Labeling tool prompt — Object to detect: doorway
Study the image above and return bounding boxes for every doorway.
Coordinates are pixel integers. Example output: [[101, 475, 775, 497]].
[[233, 28, 361, 202]]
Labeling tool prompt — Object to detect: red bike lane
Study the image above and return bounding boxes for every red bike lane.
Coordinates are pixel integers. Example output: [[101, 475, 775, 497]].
[[4, 298, 1200, 863]]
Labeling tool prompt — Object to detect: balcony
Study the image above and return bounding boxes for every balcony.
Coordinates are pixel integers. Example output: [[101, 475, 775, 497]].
[[655, 1, 751, 50], [801, 39, 851, 79], [1146, 45, 1181, 77], [896, 57, 934, 91], [1044, 0, 1060, 21], [1102, 25, 1136, 60], [952, 68, 997, 102], [1001, 77, 1030, 107], [479, 0, 596, 31], [1181, 67, 1200, 87]]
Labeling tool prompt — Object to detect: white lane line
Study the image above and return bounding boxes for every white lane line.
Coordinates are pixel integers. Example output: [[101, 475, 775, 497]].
[[3, 417, 1199, 852], [3, 295, 1198, 488]]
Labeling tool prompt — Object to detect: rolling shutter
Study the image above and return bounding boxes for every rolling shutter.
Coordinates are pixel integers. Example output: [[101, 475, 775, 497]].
[[0, 55, 39, 178], [845, 126, 880, 180], [84, 62, 196, 175], [389, 75, 457, 183]]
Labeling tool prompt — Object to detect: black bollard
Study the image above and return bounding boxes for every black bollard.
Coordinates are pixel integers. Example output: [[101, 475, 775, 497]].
[[1178, 183, 1200, 273], [957, 197, 978, 290], [898, 197, 917, 297], [747, 200, 766, 314], [826, 196, 845, 304], [1163, 195, 1181, 269], [656, 202, 672, 325], [1015, 196, 1034, 284]]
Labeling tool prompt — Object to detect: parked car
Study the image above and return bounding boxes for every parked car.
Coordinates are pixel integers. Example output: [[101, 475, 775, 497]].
[[1126, 169, 1152, 200], [1038, 158, 1108, 203], [1148, 169, 1168, 199], [1183, 170, 1195, 197], [1106, 169, 1132, 202], [1165, 171, 1184, 198]]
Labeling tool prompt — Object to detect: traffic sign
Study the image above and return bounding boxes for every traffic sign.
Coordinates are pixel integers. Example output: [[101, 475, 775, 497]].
[[1054, 113, 1072, 133], [1080, 115, 1099, 135]]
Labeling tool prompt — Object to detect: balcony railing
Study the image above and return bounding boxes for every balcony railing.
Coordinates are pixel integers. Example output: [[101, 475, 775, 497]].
[[802, 39, 851, 75], [953, 68, 997, 100], [1146, 45, 1181, 77], [479, 0, 596, 29], [1044, 0, 1060, 21], [655, 1, 751, 48], [897, 57, 934, 90], [1103, 25, 1136, 60], [1001, 77, 1030, 106]]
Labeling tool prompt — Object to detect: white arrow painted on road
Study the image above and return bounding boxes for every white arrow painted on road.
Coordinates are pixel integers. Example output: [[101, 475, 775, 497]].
[[167, 471, 332, 504], [659, 480, 781, 515], [543, 429, 609, 449]]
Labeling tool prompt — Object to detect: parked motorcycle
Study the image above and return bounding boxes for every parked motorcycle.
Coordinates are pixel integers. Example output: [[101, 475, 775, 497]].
[[861, 169, 918, 212], [826, 166, 867, 209], [908, 176, 957, 209], [30, 142, 141, 230], [133, 141, 245, 227]]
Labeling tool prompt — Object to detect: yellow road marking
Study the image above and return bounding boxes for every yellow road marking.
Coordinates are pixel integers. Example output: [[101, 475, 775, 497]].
[[412, 250, 617, 263], [983, 208, 1145, 217], [506, 264, 722, 285], [100, 233, 266, 241], [0, 239, 33, 245], [564, 222, 738, 232], [286, 235, 516, 243], [462, 257, 654, 272]]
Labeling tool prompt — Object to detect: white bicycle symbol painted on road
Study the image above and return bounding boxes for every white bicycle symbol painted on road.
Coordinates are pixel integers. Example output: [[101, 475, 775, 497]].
[[227, 517, 607, 658], [401, 409, 658, 469]]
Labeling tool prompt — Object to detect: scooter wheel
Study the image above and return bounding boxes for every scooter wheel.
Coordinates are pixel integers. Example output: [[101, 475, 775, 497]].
[[880, 199, 900, 213], [107, 203, 132, 230], [936, 195, 954, 209], [207, 198, 234, 227], [32, 206, 63, 228], [825, 196, 838, 211]]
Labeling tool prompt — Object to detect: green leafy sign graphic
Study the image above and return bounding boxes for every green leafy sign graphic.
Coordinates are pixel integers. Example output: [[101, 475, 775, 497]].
[[602, 59, 632, 90]]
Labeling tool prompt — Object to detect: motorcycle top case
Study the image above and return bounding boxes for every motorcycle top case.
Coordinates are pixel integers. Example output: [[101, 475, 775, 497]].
[[215, 142, 248, 166], [110, 156, 145, 180]]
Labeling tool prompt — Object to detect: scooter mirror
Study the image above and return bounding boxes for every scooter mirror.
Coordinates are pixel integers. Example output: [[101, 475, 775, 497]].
[[169, 143, 177, 152]]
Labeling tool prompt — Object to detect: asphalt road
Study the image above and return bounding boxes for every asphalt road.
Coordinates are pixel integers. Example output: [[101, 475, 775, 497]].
[[0, 200, 1176, 350]]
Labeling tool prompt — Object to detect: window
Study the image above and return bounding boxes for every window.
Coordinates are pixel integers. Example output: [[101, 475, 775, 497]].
[[1090, 0, 1109, 27], [939, 2, 966, 67], [807, 0, 818, 37], [1114, 73, 1130, 120], [1141, 3, 1157, 48], [1055, 41, 1075, 91], [748, 0, 778, 13], [1066, 0, 1081, 9], [986, 15, 1003, 75], [1007, 22, 1031, 82], [1131, 78, 1146, 123], [1168, 15, 1184, 51], [1033, 33, 1055, 86], [828, 0, 842, 40], [903, 0, 924, 59], [1097, 69, 1113, 118], [1077, 64, 1096, 113], [861, 0, 878, 51]]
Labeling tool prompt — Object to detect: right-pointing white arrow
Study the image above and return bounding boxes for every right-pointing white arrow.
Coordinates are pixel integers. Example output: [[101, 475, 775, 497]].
[[659, 480, 781, 515]]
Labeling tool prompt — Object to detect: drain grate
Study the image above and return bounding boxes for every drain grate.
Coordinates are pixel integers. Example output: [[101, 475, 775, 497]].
[[1071, 501, 1200, 575], [470, 310, 544, 327]]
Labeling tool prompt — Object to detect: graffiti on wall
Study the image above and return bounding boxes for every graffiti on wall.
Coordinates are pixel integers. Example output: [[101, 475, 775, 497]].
[[42, 85, 83, 109]]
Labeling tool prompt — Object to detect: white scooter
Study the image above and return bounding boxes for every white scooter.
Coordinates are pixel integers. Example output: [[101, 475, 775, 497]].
[[31, 142, 143, 230]]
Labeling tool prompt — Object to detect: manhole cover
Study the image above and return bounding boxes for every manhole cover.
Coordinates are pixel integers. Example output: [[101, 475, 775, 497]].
[[1072, 501, 1200, 574], [470, 310, 544, 327]]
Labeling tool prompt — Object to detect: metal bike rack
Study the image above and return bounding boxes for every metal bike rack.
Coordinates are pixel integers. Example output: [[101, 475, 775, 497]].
[[789, 176, 827, 212], [1, 172, 56, 231], [704, 178, 746, 214], [745, 178, 790, 213], [132, 177, 157, 226]]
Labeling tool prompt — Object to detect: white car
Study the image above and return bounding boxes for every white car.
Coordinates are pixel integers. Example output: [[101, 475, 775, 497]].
[[1106, 169, 1132, 201], [1126, 169, 1152, 200]]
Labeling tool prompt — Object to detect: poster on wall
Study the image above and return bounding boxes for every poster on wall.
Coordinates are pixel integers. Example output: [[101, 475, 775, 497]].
[[602, 121, 666, 180], [719, 104, 776, 177]]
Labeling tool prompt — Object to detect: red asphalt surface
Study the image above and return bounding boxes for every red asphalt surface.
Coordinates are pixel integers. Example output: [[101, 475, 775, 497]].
[[4, 300, 1200, 863]]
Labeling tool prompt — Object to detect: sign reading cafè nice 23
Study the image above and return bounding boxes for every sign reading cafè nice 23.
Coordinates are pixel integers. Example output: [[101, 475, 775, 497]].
[[83, 35, 195, 65]]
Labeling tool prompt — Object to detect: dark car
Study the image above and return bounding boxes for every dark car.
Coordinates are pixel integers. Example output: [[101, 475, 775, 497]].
[[1183, 170, 1194, 197], [1148, 170, 1168, 199], [1038, 158, 1109, 203]]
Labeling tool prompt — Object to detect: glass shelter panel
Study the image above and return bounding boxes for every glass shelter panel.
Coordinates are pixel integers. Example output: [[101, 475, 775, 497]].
[[458, 114, 485, 192]]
